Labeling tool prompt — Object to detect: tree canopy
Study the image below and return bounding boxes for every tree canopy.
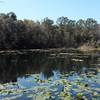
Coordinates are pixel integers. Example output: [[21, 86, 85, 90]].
[[0, 12, 99, 49]]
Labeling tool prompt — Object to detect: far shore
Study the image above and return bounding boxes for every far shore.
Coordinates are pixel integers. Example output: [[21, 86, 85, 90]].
[[0, 46, 99, 55]]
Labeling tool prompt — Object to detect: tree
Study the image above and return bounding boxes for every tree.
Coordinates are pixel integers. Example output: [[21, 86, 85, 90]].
[[41, 17, 54, 47], [56, 17, 69, 46], [7, 12, 17, 20], [75, 19, 86, 45], [85, 18, 98, 45]]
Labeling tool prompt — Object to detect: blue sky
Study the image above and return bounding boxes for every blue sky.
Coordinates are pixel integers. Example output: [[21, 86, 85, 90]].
[[0, 0, 100, 22]]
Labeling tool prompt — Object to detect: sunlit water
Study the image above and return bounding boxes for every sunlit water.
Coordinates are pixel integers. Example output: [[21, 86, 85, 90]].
[[0, 50, 100, 100]]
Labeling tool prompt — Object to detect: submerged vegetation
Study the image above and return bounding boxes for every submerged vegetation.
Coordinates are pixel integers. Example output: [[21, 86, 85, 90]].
[[0, 12, 100, 49]]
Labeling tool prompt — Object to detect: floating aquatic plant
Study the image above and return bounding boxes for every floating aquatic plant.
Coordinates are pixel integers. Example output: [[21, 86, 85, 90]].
[[0, 68, 100, 100]]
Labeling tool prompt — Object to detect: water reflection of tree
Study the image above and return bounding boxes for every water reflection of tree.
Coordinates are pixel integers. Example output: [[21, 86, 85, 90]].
[[0, 52, 99, 83]]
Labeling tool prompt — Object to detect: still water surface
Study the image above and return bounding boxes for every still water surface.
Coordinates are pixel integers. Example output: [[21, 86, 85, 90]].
[[0, 50, 100, 100]]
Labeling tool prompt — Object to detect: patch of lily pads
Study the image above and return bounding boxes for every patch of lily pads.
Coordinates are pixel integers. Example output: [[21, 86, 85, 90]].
[[0, 68, 100, 100]]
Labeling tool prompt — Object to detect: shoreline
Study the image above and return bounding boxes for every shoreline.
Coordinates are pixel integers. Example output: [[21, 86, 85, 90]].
[[0, 47, 99, 55]]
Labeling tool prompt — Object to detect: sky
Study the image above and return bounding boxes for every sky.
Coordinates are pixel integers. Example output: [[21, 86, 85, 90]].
[[0, 0, 100, 22]]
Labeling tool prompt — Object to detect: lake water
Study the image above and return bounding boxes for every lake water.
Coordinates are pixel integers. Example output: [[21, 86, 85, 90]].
[[0, 50, 100, 100]]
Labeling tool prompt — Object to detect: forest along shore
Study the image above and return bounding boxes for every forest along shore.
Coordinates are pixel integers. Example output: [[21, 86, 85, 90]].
[[0, 12, 99, 50]]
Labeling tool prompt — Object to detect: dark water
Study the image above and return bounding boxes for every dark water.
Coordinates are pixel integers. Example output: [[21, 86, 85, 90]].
[[0, 50, 100, 100]]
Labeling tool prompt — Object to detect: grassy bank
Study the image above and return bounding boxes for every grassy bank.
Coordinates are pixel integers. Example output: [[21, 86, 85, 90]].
[[78, 45, 100, 52]]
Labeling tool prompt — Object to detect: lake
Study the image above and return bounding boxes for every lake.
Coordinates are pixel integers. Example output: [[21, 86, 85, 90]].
[[0, 50, 100, 100]]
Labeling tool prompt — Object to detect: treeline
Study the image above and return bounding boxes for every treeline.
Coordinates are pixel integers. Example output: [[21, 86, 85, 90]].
[[0, 12, 100, 49]]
